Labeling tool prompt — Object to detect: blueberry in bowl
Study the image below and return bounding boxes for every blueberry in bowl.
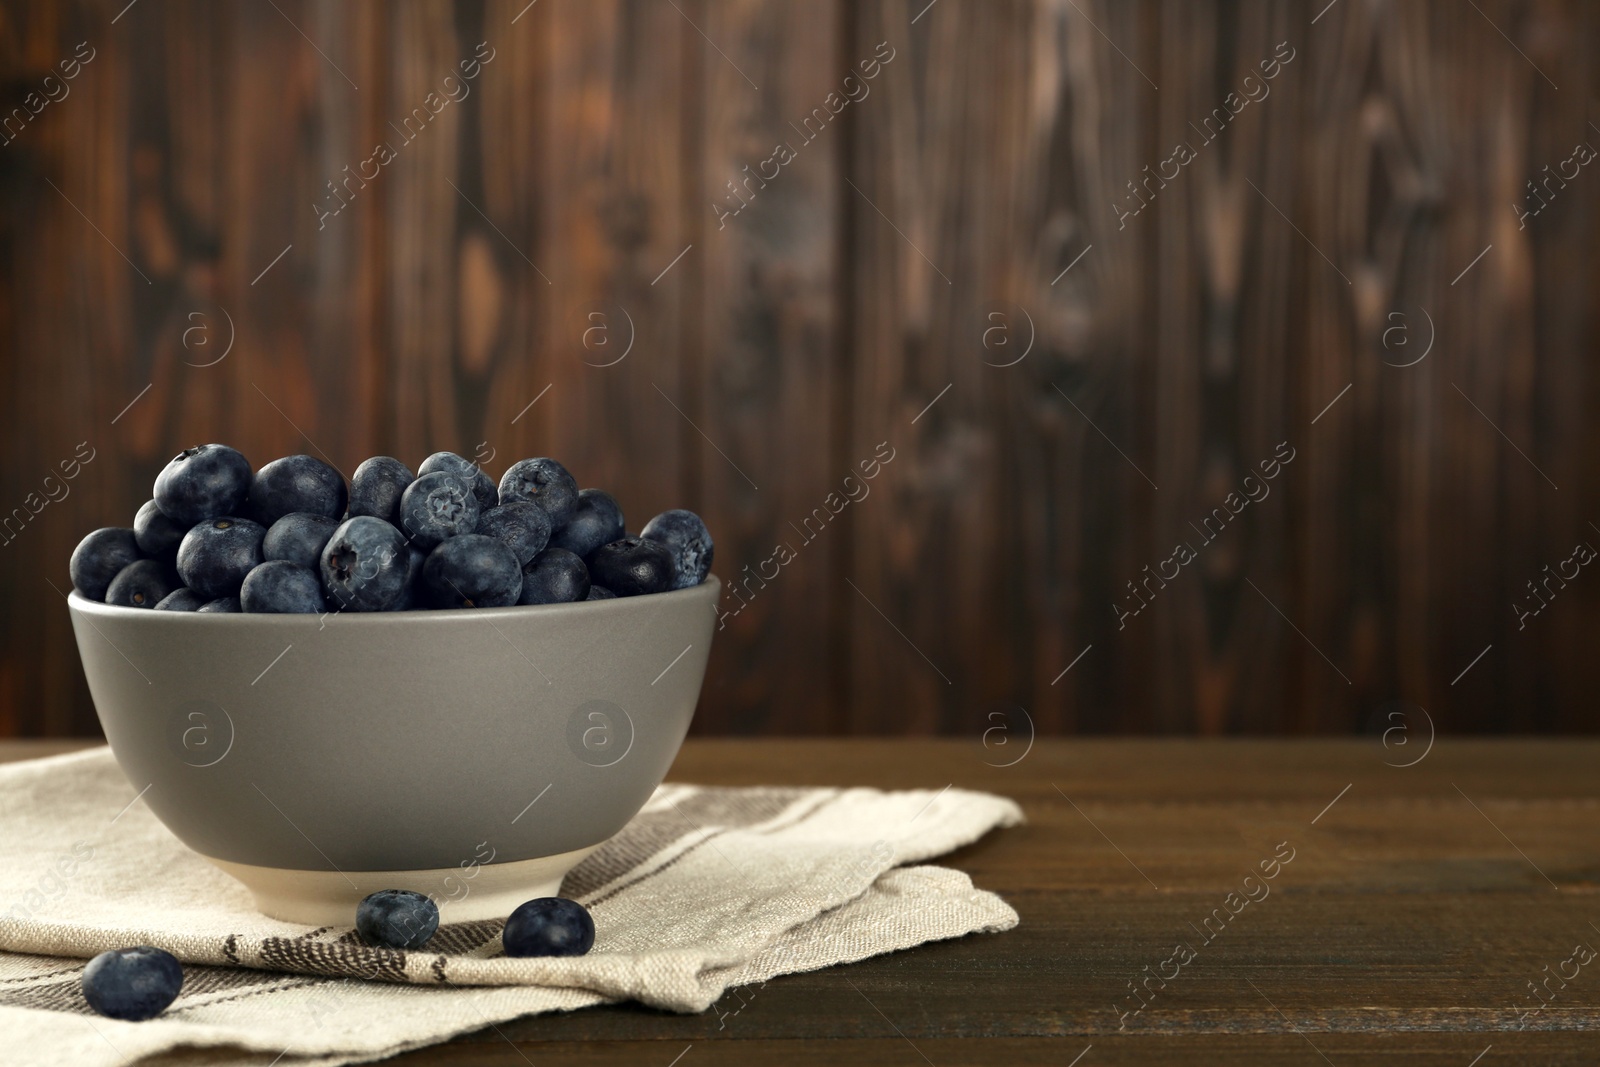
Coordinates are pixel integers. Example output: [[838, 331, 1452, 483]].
[[641, 509, 715, 589], [519, 547, 591, 605], [421, 533, 523, 608], [153, 587, 208, 612], [176, 518, 266, 600], [133, 499, 187, 559], [263, 512, 341, 570], [320, 516, 411, 611], [347, 456, 415, 525], [104, 559, 180, 609], [399, 471, 480, 550], [476, 502, 553, 566], [66, 446, 719, 925], [498, 457, 579, 526], [417, 451, 498, 511], [153, 444, 252, 527], [249, 455, 347, 525], [589, 537, 677, 597], [69, 527, 142, 602], [240, 560, 326, 614], [549, 489, 625, 559]]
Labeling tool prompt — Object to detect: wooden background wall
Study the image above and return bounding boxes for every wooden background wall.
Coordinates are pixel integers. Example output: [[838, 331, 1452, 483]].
[[1, 0, 1595, 738]]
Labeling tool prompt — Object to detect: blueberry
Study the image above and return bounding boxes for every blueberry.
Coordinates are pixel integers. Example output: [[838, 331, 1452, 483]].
[[133, 499, 186, 558], [588, 537, 675, 597], [417, 452, 497, 511], [640, 510, 713, 589], [502, 897, 594, 958], [476, 502, 552, 566], [548, 489, 624, 559], [263, 512, 340, 569], [69, 527, 141, 601], [519, 548, 591, 605], [105, 559, 179, 609], [586, 585, 616, 601], [154, 588, 207, 611], [422, 534, 522, 608], [392, 544, 427, 611], [349, 456, 415, 525], [249, 455, 347, 525], [81, 946, 183, 1021], [196, 597, 241, 612], [320, 517, 410, 612], [355, 889, 439, 950], [399, 471, 480, 549], [153, 444, 252, 526], [498, 458, 579, 527], [241, 561, 325, 613], [175, 517, 266, 599]]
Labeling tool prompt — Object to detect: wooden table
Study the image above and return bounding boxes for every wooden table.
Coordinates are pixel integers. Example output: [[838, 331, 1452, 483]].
[[6, 738, 1598, 1065]]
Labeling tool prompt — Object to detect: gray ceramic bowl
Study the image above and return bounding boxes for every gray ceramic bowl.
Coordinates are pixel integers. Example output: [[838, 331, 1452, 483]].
[[67, 577, 718, 924]]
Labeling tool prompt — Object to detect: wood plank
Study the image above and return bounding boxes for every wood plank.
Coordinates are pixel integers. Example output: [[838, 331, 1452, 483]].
[[0, 0, 120, 738], [844, 0, 1085, 732], [474, 0, 551, 470], [0, 0, 381, 737], [536, 0, 688, 517], [1149, 1, 1299, 733], [384, 1034, 1594, 1066], [691, 0, 842, 733], [217, 0, 381, 478], [1479, 0, 1597, 733], [992, 0, 1162, 735], [3, 0, 1600, 742], [387, 0, 495, 463], [430, 737, 1600, 1054]]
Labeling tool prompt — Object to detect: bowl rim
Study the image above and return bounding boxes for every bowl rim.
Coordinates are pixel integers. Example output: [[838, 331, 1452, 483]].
[[68, 573, 721, 625]]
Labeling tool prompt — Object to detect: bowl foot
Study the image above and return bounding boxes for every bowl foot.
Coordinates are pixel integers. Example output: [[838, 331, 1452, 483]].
[[207, 845, 601, 926]]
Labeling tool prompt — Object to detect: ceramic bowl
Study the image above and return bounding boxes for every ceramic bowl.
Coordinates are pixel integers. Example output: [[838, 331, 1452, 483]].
[[67, 577, 718, 924]]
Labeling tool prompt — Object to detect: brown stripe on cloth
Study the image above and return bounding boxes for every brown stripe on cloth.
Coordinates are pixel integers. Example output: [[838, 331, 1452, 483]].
[[257, 937, 408, 982], [0, 965, 80, 986], [416, 919, 503, 957], [0, 972, 96, 1015]]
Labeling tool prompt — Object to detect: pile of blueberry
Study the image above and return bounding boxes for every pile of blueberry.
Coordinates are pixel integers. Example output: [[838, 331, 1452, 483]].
[[81, 892, 593, 1020], [69, 445, 713, 613]]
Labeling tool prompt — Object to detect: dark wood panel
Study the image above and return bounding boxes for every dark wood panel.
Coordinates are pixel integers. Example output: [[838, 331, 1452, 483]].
[[1, 0, 1597, 738], [0, 0, 387, 736], [845, 0, 1048, 732], [693, 0, 842, 733], [1149, 1, 1298, 734], [538, 0, 688, 508]]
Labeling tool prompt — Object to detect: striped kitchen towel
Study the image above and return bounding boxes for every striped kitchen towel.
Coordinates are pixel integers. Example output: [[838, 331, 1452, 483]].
[[0, 747, 1021, 1067]]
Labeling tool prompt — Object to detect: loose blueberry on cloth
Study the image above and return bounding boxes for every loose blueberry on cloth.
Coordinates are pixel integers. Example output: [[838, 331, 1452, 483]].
[[0, 748, 1020, 1067]]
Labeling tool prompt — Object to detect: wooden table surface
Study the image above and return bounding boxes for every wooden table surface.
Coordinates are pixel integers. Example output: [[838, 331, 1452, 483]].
[[6, 738, 1599, 1065]]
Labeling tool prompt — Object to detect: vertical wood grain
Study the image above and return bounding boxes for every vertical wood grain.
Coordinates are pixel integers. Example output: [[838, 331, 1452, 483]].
[[691, 0, 841, 733], [538, 0, 687, 513], [388, 0, 477, 465], [1, 0, 1597, 738], [843, 0, 1033, 731], [1151, 0, 1298, 733]]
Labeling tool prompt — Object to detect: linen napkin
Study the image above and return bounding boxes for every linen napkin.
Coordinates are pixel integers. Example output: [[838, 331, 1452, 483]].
[[0, 747, 1021, 1066]]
